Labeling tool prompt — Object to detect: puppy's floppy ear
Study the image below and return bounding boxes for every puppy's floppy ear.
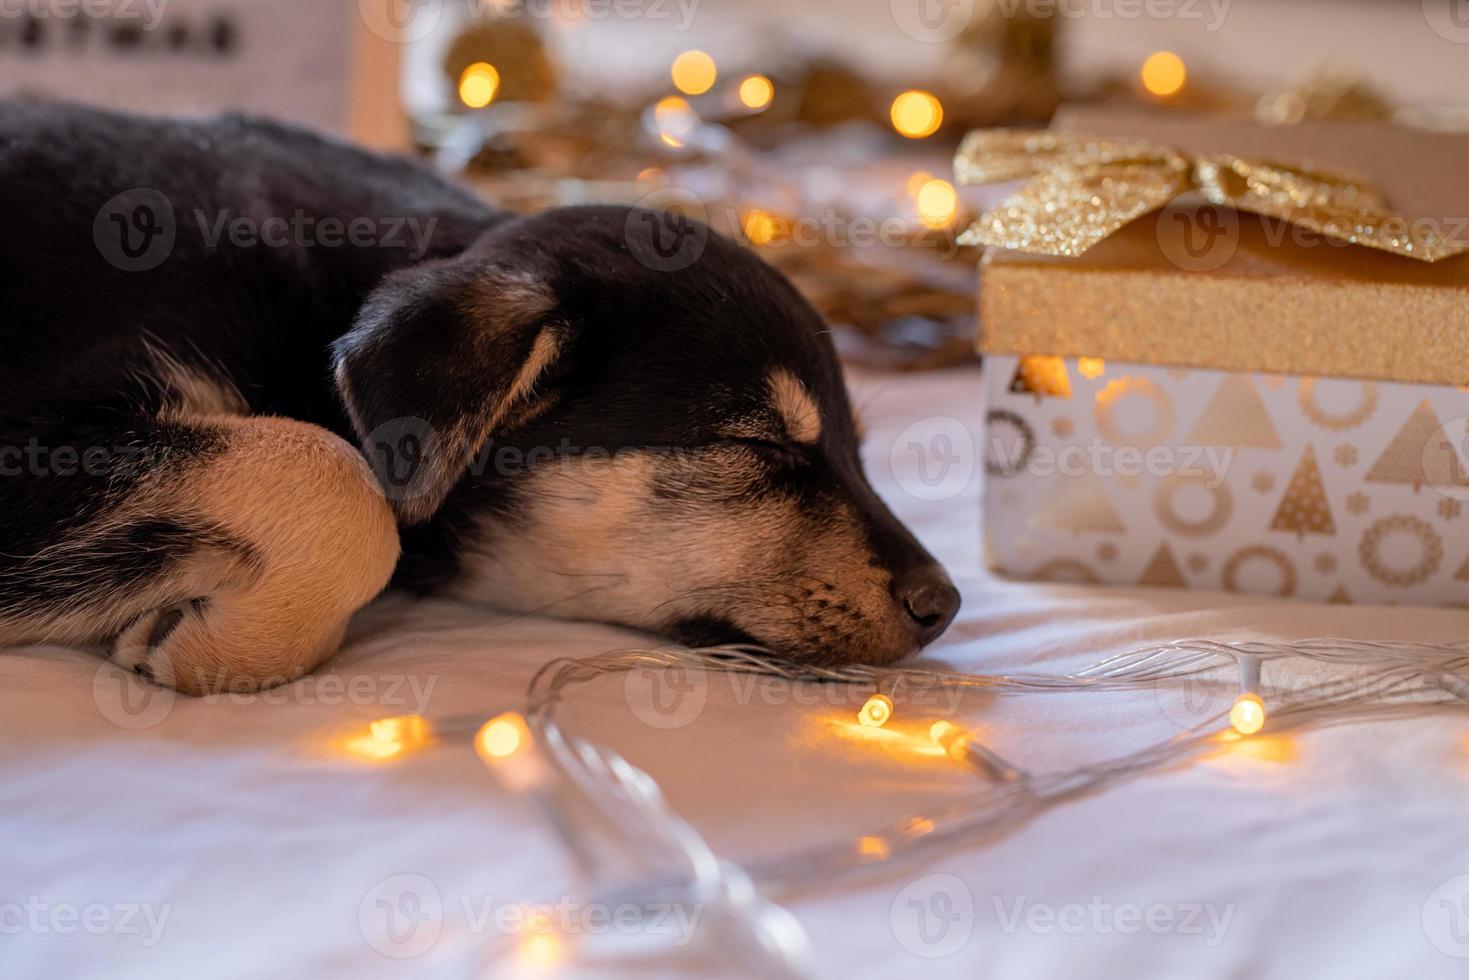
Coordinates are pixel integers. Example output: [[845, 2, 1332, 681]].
[[332, 255, 568, 525]]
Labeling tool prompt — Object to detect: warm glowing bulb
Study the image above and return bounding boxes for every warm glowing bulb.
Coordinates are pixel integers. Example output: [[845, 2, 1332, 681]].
[[458, 62, 500, 109], [916, 178, 958, 228], [477, 712, 528, 760], [654, 94, 698, 148], [858, 835, 890, 860], [890, 90, 943, 138], [671, 49, 717, 95], [347, 714, 432, 760], [929, 719, 969, 760], [1076, 356, 1105, 379], [1230, 693, 1266, 735], [903, 817, 935, 837], [906, 170, 933, 198], [520, 932, 561, 968], [737, 74, 774, 110], [370, 714, 431, 747], [743, 209, 781, 246], [1141, 51, 1186, 97], [858, 693, 894, 728]]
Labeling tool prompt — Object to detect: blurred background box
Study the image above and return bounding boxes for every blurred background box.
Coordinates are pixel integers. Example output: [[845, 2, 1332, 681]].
[[0, 0, 405, 147]]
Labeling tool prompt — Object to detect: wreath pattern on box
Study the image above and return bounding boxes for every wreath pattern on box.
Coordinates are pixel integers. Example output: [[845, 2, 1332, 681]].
[[984, 409, 1035, 478], [1298, 379, 1379, 432], [1222, 545, 1297, 597], [1094, 376, 1173, 449], [1359, 514, 1443, 587]]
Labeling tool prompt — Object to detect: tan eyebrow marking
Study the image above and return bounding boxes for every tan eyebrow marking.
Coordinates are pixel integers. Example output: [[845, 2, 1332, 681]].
[[767, 369, 822, 445]]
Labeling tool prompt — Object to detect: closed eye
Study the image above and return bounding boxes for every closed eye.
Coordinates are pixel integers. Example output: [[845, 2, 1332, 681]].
[[722, 436, 805, 465]]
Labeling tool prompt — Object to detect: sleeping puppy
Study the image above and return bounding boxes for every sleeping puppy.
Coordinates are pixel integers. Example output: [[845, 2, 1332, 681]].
[[0, 100, 960, 694]]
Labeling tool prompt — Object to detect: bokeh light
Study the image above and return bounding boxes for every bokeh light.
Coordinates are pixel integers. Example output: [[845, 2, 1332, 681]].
[[519, 932, 562, 969], [654, 94, 698, 148], [1141, 51, 1186, 97], [458, 62, 500, 109], [858, 694, 894, 728], [916, 178, 958, 228], [671, 49, 717, 95], [477, 713, 527, 759], [743, 208, 782, 246], [1229, 694, 1266, 735], [738, 74, 775, 110], [890, 90, 943, 138], [906, 170, 933, 198]]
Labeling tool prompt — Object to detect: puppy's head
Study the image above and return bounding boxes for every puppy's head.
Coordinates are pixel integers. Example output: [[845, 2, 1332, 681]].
[[334, 205, 958, 665]]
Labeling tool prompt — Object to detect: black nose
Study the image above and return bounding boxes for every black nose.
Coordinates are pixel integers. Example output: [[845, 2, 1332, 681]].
[[893, 566, 961, 646]]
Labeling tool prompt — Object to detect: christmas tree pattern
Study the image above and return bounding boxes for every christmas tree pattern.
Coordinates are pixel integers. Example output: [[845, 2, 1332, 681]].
[[1328, 585, 1351, 604], [1137, 543, 1187, 588], [1029, 474, 1125, 533], [1185, 375, 1282, 448], [1010, 355, 1071, 400], [1455, 552, 1469, 582], [1364, 399, 1469, 492], [1270, 445, 1335, 538]]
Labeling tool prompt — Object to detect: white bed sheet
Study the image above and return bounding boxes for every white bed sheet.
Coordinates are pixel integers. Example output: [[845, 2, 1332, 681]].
[[4, 366, 1469, 979]]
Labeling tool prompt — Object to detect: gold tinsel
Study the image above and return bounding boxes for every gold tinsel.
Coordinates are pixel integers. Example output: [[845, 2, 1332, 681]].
[[955, 129, 1469, 262]]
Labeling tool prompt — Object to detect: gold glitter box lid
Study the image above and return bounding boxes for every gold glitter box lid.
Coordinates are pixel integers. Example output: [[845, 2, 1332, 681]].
[[979, 109, 1469, 386]]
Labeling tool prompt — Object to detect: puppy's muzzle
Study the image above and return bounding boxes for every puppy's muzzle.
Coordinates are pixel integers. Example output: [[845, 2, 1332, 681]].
[[892, 564, 961, 646]]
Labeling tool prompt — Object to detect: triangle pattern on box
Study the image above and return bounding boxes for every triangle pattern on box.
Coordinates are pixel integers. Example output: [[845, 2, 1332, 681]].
[[1270, 445, 1336, 538], [1029, 474, 1124, 533], [1365, 399, 1469, 491], [1186, 375, 1281, 448], [1137, 543, 1186, 588]]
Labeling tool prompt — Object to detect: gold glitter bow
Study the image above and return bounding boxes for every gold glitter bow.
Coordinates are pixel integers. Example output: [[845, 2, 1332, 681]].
[[954, 129, 1469, 263]]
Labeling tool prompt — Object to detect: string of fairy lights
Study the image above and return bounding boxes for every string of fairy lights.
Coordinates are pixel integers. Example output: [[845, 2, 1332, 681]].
[[451, 42, 1197, 238], [349, 636, 1469, 975]]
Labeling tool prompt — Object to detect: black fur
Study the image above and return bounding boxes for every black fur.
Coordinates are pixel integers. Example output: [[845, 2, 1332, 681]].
[[0, 100, 958, 666]]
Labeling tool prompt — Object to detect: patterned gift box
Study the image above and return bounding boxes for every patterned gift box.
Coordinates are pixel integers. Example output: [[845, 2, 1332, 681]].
[[964, 110, 1469, 604], [982, 354, 1469, 603]]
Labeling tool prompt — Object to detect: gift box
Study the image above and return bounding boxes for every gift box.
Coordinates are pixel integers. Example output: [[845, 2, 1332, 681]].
[[961, 110, 1469, 604]]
